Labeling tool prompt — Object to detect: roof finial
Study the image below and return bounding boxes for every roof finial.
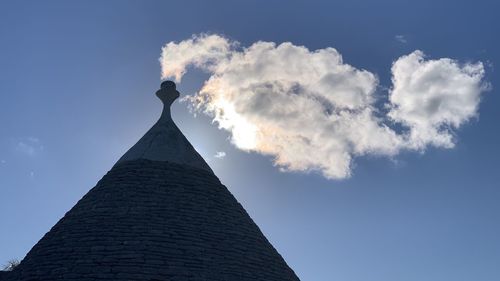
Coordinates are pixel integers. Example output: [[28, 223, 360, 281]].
[[157, 80, 180, 106], [114, 81, 212, 172]]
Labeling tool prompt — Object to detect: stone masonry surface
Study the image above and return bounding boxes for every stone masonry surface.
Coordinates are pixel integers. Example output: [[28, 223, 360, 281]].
[[3, 159, 300, 281]]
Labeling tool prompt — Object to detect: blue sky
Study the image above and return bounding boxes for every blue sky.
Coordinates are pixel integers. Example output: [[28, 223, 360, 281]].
[[1, 1, 499, 280]]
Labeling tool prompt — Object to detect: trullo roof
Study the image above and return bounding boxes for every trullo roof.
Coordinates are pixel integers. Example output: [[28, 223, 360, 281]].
[[1, 81, 300, 281]]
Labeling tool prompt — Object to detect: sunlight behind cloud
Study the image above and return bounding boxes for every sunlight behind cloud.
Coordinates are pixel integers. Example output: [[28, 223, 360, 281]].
[[160, 34, 488, 179]]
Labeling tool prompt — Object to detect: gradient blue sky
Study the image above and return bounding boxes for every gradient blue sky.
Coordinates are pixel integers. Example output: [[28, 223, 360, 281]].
[[1, 1, 499, 280]]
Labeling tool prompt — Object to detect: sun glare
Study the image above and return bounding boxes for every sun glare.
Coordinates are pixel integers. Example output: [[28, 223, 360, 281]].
[[212, 98, 258, 151]]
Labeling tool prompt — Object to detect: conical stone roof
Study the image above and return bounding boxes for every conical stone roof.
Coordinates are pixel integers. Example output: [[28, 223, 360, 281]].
[[2, 81, 300, 281]]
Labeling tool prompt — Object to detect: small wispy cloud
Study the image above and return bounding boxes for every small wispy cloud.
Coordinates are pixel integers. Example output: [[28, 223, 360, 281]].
[[214, 151, 226, 159], [395, 35, 407, 44], [15, 137, 44, 156]]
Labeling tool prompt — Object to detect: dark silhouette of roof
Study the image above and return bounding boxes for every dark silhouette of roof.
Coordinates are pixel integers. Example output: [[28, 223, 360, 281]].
[[2, 82, 300, 281]]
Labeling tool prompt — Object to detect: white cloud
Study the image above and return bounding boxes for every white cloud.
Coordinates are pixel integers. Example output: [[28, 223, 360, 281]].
[[214, 151, 227, 159], [388, 51, 488, 149], [160, 34, 233, 82], [15, 137, 44, 156], [395, 35, 407, 44], [160, 34, 488, 179]]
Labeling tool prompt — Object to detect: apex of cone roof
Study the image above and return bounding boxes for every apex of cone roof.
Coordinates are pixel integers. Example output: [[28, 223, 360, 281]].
[[115, 81, 212, 172]]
